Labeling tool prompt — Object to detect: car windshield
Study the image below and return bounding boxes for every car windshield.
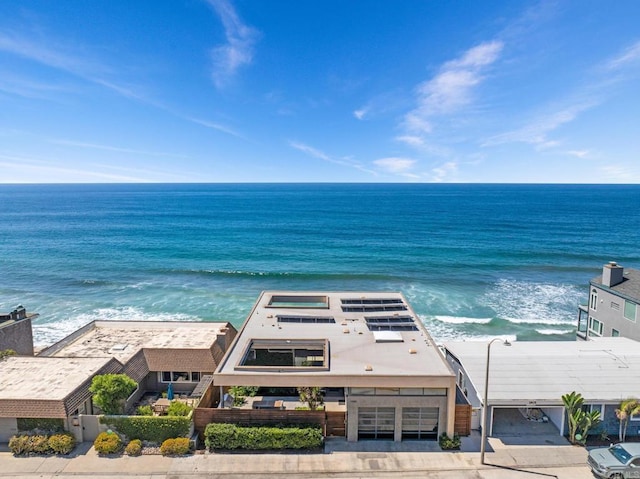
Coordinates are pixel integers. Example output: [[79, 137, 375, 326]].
[[610, 445, 632, 463]]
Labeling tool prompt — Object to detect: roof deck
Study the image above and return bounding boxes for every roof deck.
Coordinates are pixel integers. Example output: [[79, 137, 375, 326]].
[[215, 291, 454, 387]]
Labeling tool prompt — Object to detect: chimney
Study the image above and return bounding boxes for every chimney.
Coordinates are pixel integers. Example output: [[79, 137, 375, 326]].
[[602, 261, 624, 287]]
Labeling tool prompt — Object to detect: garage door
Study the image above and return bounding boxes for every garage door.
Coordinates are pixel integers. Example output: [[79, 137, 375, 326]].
[[402, 407, 438, 440], [358, 407, 395, 440], [0, 418, 18, 442]]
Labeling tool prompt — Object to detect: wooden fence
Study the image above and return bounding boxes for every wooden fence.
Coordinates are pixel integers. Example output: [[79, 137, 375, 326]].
[[454, 403, 472, 436]]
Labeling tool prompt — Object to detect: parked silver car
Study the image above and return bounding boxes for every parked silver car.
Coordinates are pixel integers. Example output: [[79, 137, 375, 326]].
[[588, 443, 640, 478]]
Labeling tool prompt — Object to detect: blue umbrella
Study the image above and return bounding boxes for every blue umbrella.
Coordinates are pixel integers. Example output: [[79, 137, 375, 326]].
[[167, 383, 174, 400]]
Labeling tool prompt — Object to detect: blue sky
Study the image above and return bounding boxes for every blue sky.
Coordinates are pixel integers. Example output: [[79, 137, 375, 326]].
[[1, 1, 639, 183]]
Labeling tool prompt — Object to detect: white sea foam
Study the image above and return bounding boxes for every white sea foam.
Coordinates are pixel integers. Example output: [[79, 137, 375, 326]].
[[434, 315, 492, 324], [536, 328, 574, 335], [482, 279, 580, 326]]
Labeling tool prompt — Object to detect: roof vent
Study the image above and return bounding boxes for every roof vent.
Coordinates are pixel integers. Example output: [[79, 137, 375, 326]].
[[343, 328, 350, 334], [364, 364, 373, 371], [408, 348, 417, 354], [109, 343, 128, 353]]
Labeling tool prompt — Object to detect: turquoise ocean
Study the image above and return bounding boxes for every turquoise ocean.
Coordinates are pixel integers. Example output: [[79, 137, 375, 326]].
[[1, 183, 639, 348]]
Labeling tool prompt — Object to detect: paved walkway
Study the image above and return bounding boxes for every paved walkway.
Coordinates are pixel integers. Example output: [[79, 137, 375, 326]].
[[0, 434, 593, 479]]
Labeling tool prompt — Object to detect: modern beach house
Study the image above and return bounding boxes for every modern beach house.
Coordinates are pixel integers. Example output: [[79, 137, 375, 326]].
[[577, 262, 640, 341], [213, 291, 458, 442]]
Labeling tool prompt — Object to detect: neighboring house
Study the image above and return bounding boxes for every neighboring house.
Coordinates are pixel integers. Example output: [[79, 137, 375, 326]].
[[39, 320, 237, 402], [0, 356, 122, 441], [577, 262, 640, 341], [444, 337, 640, 440], [214, 291, 457, 442], [0, 305, 38, 355]]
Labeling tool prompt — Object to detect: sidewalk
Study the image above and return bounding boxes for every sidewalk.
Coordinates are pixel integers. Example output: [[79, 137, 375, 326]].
[[0, 434, 593, 479]]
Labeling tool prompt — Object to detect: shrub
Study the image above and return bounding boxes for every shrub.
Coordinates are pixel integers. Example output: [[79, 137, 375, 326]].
[[28, 434, 51, 454], [100, 415, 190, 443], [94, 431, 123, 455], [136, 405, 154, 416], [8, 435, 31, 455], [160, 437, 191, 456], [48, 433, 76, 455], [439, 432, 461, 450], [125, 439, 142, 456], [204, 423, 323, 451], [167, 401, 192, 417]]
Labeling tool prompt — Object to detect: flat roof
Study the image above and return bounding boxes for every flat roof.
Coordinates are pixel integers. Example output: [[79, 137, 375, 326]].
[[0, 356, 116, 400], [444, 337, 640, 404], [216, 291, 454, 387], [41, 320, 231, 363]]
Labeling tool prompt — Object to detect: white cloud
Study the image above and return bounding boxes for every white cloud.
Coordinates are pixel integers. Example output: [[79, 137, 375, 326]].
[[395, 135, 424, 147], [403, 40, 503, 136], [374, 157, 416, 174], [206, 0, 259, 89], [430, 161, 458, 182], [353, 108, 368, 120], [567, 149, 590, 158]]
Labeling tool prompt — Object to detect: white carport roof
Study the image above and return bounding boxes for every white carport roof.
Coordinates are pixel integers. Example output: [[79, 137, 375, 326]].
[[444, 337, 640, 406]]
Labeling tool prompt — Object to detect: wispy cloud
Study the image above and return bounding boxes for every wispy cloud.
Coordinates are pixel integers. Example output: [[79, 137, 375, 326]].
[[289, 141, 377, 175], [430, 161, 458, 182], [600, 164, 640, 183], [606, 40, 640, 70], [353, 107, 368, 120], [206, 0, 260, 89], [373, 157, 418, 178], [567, 149, 590, 159], [483, 100, 597, 147], [0, 154, 150, 182], [402, 41, 503, 136], [50, 139, 188, 159]]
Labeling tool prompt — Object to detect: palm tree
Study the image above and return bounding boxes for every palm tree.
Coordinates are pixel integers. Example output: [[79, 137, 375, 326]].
[[616, 399, 640, 442], [562, 391, 584, 444]]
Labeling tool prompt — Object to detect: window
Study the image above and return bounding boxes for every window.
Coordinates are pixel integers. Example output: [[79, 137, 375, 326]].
[[588, 317, 603, 336], [159, 371, 201, 383], [238, 339, 328, 370], [457, 370, 465, 389], [624, 301, 637, 322], [583, 404, 604, 415], [612, 328, 620, 337], [590, 289, 598, 310]]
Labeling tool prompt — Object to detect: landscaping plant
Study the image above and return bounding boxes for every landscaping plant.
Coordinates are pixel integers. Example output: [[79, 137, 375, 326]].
[[89, 374, 137, 415]]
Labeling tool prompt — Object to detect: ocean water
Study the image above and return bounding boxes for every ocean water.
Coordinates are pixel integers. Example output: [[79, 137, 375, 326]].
[[1, 183, 639, 348]]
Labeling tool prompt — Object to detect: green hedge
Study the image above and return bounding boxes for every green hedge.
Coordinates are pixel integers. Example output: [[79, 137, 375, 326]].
[[100, 415, 190, 443], [204, 423, 323, 451]]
